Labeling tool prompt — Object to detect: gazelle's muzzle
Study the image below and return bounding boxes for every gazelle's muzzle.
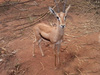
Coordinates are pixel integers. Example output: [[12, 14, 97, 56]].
[[60, 25, 65, 28]]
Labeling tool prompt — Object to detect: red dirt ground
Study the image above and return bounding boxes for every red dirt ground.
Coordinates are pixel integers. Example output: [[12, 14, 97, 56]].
[[0, 0, 100, 75]]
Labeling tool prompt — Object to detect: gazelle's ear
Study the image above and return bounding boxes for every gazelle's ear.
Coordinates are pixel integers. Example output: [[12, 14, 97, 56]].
[[49, 7, 57, 16], [65, 5, 71, 15]]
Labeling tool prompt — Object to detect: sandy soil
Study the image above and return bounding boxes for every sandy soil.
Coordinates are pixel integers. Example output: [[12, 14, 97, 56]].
[[0, 0, 100, 75]]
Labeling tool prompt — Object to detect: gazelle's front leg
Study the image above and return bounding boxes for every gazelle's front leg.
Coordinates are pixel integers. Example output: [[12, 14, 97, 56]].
[[53, 44, 57, 66], [56, 40, 61, 65], [53, 41, 61, 67], [56, 43, 61, 65]]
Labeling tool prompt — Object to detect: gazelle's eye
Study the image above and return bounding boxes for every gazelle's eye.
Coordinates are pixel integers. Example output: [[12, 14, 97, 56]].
[[56, 17, 60, 20]]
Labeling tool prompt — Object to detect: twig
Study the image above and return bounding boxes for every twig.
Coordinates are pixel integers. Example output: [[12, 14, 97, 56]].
[[64, 33, 76, 38], [75, 55, 83, 66], [77, 68, 84, 75], [40, 62, 44, 70]]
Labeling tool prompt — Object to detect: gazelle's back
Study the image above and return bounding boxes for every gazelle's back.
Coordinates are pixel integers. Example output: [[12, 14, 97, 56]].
[[33, 23, 56, 40], [34, 23, 53, 33]]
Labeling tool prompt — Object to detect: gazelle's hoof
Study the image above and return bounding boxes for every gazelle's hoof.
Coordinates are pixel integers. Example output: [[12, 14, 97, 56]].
[[33, 54, 35, 57], [42, 54, 45, 57], [54, 66, 59, 70]]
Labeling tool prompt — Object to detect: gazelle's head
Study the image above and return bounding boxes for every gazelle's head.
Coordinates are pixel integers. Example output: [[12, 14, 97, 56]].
[[49, 4, 71, 28]]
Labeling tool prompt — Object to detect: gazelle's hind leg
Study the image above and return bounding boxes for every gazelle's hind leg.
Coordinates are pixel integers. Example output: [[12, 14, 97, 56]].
[[33, 31, 41, 57], [33, 36, 38, 57], [38, 38, 44, 56], [33, 40, 36, 56]]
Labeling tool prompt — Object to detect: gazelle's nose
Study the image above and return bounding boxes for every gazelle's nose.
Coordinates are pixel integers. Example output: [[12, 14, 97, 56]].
[[60, 25, 65, 28]]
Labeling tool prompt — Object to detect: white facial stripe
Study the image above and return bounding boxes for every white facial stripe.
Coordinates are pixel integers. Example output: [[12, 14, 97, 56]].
[[64, 17, 66, 20]]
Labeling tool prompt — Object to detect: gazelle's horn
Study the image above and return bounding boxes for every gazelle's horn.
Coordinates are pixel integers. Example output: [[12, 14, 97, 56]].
[[63, 0, 67, 12], [54, 0, 60, 12]]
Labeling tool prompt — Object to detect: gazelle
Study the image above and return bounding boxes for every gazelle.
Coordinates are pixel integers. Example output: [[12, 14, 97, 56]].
[[33, 1, 71, 66]]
